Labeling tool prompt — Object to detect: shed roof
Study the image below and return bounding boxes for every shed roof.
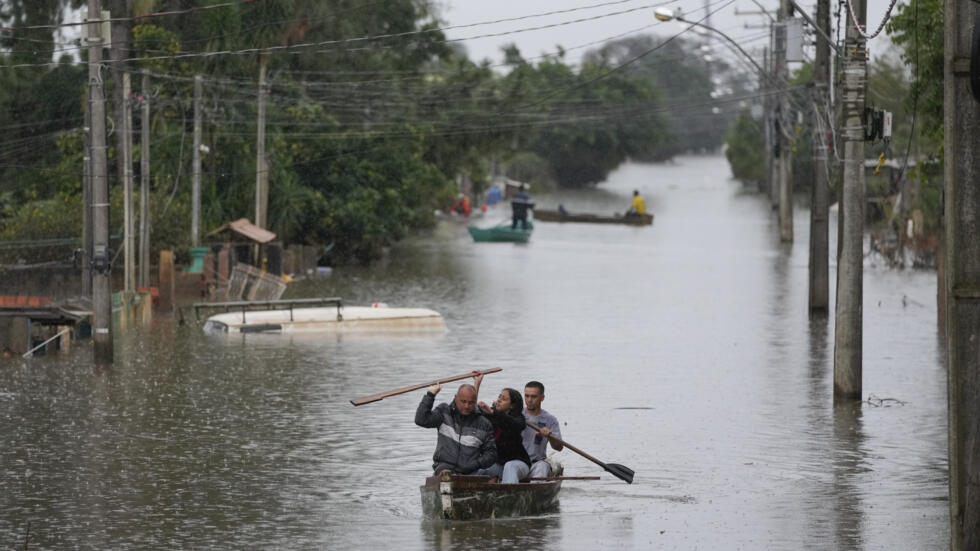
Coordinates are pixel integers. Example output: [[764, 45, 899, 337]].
[[206, 218, 276, 244]]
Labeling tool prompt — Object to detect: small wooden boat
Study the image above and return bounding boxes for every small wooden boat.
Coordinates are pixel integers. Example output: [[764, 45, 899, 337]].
[[467, 221, 533, 243], [533, 209, 653, 226], [420, 471, 562, 520], [202, 305, 445, 334]]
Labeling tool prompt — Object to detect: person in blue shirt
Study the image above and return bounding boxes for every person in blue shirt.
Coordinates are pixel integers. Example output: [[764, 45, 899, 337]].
[[511, 184, 534, 230]]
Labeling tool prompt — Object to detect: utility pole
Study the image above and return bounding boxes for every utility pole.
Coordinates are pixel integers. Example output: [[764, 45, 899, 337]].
[[808, 0, 831, 312], [833, 0, 867, 401], [139, 72, 150, 288], [254, 55, 269, 265], [776, 0, 793, 243], [122, 71, 135, 294], [762, 47, 772, 195], [769, 23, 780, 208], [943, 0, 980, 545], [82, 89, 92, 297], [87, 0, 112, 364], [192, 74, 202, 247], [255, 56, 268, 231]]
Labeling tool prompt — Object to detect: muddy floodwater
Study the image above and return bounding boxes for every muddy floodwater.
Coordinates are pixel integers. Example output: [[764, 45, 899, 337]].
[[1, 156, 947, 549]]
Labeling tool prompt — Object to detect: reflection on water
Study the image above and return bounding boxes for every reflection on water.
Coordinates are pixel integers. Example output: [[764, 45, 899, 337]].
[[0, 156, 948, 549], [832, 401, 867, 550]]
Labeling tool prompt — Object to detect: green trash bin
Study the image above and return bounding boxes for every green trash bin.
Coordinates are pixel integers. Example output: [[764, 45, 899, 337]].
[[183, 247, 209, 274]]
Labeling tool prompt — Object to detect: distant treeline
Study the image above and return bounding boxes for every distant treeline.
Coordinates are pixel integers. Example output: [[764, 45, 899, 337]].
[[0, 1, 748, 264]]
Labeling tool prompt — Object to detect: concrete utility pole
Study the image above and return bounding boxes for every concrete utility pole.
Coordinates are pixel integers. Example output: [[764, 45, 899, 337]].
[[763, 47, 773, 195], [943, 0, 980, 545], [776, 0, 793, 243], [255, 56, 269, 232], [808, 0, 831, 312], [832, 0, 867, 401], [122, 71, 135, 294], [87, 0, 112, 364], [192, 74, 202, 247], [769, 24, 780, 208], [139, 72, 150, 288], [82, 89, 92, 296]]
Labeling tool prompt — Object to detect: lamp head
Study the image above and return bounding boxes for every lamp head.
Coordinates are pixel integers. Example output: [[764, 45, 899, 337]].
[[653, 7, 674, 21]]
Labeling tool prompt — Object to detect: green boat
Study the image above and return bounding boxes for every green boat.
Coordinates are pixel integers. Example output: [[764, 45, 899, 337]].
[[467, 221, 533, 243]]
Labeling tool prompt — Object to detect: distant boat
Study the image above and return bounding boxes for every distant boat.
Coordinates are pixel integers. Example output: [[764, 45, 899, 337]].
[[203, 305, 445, 334], [467, 221, 533, 243], [533, 209, 653, 226], [420, 470, 563, 520]]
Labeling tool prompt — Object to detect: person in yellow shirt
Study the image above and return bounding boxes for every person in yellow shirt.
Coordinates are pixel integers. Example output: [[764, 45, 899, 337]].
[[628, 190, 646, 216]]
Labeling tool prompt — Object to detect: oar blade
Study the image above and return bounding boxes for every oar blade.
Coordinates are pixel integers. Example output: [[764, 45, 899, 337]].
[[604, 463, 634, 484]]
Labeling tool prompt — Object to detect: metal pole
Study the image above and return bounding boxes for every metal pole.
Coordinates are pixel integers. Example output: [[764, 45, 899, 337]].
[[87, 0, 112, 364], [944, 0, 980, 545], [139, 72, 150, 288], [833, 0, 867, 401], [808, 0, 831, 312], [192, 74, 202, 247]]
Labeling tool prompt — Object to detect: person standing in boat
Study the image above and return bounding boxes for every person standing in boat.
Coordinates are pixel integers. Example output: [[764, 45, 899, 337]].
[[522, 381, 564, 479], [415, 381, 497, 475], [511, 184, 534, 230], [627, 190, 646, 216], [472, 374, 532, 483]]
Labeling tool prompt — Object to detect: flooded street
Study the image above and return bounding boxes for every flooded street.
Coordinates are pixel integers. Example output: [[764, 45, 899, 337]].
[[1, 155, 947, 549]]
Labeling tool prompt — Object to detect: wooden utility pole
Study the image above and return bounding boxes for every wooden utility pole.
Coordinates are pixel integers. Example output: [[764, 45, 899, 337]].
[[122, 71, 135, 293], [87, 0, 112, 364], [833, 0, 867, 401], [192, 74, 202, 247], [776, 0, 793, 243], [944, 0, 980, 545], [808, 0, 831, 312], [139, 72, 150, 288]]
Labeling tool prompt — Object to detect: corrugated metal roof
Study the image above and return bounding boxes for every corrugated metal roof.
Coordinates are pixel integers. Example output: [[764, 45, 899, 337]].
[[206, 218, 277, 244]]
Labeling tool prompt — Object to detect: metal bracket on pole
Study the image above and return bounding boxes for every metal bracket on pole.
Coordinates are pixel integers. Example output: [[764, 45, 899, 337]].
[[787, 0, 842, 56]]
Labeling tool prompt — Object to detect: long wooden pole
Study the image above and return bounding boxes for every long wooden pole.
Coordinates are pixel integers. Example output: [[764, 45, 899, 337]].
[[350, 368, 502, 406]]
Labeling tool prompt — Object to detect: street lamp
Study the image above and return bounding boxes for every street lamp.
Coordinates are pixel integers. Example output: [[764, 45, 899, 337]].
[[653, 7, 768, 80]]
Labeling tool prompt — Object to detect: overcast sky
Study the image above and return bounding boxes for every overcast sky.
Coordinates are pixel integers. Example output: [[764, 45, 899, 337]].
[[436, 0, 900, 70]]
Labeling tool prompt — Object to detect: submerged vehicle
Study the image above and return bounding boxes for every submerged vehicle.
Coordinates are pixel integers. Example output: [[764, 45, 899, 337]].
[[202, 300, 445, 334]]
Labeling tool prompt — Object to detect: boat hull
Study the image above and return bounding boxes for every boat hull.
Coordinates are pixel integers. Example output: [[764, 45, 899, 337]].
[[533, 209, 653, 226], [467, 222, 533, 243], [420, 472, 561, 520], [203, 306, 445, 334]]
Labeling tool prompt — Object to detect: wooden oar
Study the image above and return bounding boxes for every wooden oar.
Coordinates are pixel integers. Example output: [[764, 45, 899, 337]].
[[350, 368, 502, 406], [527, 422, 635, 484]]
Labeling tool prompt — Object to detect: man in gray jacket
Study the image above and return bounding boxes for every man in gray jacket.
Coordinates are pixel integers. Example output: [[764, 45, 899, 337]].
[[415, 382, 497, 475]]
